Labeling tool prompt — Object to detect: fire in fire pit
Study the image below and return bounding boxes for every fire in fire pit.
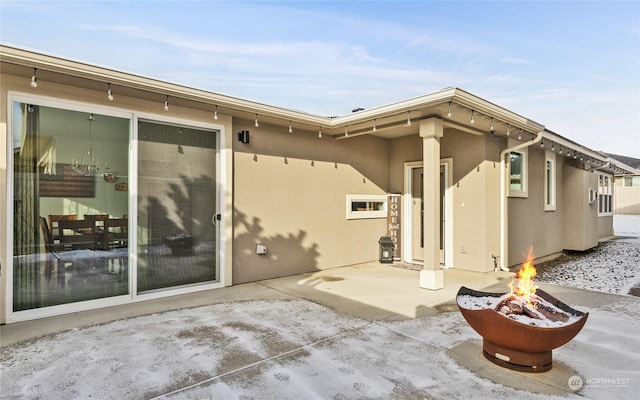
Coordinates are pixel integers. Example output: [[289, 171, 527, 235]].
[[457, 248, 589, 372]]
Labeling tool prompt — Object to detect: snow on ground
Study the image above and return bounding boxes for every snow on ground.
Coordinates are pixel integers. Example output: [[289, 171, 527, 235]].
[[613, 214, 640, 236], [536, 215, 640, 295], [1, 296, 638, 400]]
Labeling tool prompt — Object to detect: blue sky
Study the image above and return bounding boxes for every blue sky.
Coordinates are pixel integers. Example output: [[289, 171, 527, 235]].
[[2, 1, 639, 157]]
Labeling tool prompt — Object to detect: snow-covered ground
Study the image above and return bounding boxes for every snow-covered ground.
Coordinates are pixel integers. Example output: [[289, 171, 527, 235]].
[[613, 214, 640, 237], [1, 296, 638, 400], [536, 215, 640, 295]]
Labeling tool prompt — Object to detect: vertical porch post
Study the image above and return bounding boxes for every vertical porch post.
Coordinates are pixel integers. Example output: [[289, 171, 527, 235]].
[[419, 118, 444, 290]]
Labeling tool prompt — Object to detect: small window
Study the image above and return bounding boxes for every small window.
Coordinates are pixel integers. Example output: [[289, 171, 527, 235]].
[[508, 150, 528, 197], [597, 173, 613, 216], [346, 194, 388, 219], [544, 153, 556, 211], [624, 176, 640, 187]]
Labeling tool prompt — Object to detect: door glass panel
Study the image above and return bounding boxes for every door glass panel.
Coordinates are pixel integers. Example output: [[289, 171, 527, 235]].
[[412, 168, 424, 261], [137, 121, 218, 292], [12, 103, 130, 311], [439, 165, 445, 251], [420, 173, 424, 248]]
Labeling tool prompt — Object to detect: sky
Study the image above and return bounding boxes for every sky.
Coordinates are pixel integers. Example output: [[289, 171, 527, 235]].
[[1, 1, 639, 158]]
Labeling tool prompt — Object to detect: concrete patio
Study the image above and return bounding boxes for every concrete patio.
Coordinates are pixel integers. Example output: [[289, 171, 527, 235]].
[[1, 263, 638, 399], [0, 264, 512, 346]]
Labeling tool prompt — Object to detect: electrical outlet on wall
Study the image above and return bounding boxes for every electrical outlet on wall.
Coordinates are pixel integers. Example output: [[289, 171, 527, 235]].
[[256, 244, 267, 255], [461, 245, 468, 254]]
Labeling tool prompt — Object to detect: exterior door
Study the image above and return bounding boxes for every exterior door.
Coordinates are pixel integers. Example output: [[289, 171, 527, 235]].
[[411, 165, 446, 264], [136, 120, 219, 293]]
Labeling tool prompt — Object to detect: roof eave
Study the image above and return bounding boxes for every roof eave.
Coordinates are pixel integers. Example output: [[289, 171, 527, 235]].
[[0, 44, 333, 127]]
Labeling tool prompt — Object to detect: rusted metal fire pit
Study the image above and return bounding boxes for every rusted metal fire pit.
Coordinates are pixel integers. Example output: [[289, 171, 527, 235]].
[[457, 286, 588, 372], [456, 248, 588, 372]]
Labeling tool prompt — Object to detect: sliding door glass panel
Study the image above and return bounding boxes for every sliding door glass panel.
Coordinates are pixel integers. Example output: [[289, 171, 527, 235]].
[[12, 103, 130, 311], [137, 121, 218, 293]]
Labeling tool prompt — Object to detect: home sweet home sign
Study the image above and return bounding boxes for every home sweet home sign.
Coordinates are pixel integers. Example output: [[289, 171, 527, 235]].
[[387, 194, 401, 259]]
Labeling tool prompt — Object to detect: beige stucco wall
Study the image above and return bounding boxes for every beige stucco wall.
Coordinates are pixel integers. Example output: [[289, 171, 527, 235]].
[[509, 148, 566, 266], [614, 186, 640, 215], [443, 130, 502, 272], [0, 72, 235, 323], [562, 163, 600, 251], [389, 129, 502, 272], [597, 214, 613, 239], [390, 131, 615, 269], [2, 66, 619, 323], [231, 119, 390, 284]]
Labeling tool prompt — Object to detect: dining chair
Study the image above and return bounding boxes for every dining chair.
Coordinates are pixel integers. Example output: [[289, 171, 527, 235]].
[[40, 216, 60, 279], [57, 219, 97, 250], [105, 218, 128, 249], [49, 214, 77, 243], [84, 214, 110, 249]]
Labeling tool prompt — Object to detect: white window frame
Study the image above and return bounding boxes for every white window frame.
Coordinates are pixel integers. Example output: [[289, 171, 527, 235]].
[[597, 173, 613, 216], [508, 149, 528, 198], [346, 194, 388, 219], [544, 152, 556, 211]]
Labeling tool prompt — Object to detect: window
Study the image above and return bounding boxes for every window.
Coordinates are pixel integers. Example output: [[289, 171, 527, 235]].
[[597, 174, 613, 216], [508, 150, 528, 197], [346, 194, 388, 219], [544, 153, 556, 211], [623, 176, 640, 187]]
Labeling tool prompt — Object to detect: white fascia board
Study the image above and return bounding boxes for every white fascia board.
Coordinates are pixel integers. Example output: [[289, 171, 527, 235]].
[[0, 44, 331, 127], [452, 88, 545, 132], [1, 45, 545, 133], [328, 87, 547, 134], [541, 130, 607, 161], [329, 87, 457, 125], [606, 159, 640, 175]]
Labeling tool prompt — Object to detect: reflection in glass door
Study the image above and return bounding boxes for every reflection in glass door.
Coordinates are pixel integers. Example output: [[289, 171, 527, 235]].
[[137, 121, 218, 292], [12, 102, 130, 311]]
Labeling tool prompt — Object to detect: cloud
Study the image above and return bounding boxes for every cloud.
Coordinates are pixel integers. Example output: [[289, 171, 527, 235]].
[[33, 2, 638, 157], [500, 57, 531, 65]]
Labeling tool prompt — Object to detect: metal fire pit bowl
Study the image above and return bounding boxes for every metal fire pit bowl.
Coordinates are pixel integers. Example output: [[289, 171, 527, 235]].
[[456, 286, 588, 373]]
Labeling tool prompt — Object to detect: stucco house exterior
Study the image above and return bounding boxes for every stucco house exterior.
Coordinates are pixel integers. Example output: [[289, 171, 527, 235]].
[[1, 45, 637, 324], [604, 153, 640, 215]]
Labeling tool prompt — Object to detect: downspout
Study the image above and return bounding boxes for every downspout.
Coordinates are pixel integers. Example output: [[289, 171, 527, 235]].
[[499, 132, 544, 271]]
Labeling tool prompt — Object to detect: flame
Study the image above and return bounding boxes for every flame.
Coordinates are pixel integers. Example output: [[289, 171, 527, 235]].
[[508, 247, 538, 305]]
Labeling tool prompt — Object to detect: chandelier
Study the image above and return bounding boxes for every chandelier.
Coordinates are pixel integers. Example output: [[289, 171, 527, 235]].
[[71, 113, 101, 175]]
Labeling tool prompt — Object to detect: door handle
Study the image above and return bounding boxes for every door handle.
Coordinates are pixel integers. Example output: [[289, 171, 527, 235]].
[[212, 213, 222, 226]]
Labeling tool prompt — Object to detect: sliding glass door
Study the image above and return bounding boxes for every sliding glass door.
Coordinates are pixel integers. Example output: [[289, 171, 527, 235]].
[[10, 99, 221, 317], [136, 120, 219, 293], [12, 102, 130, 311]]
